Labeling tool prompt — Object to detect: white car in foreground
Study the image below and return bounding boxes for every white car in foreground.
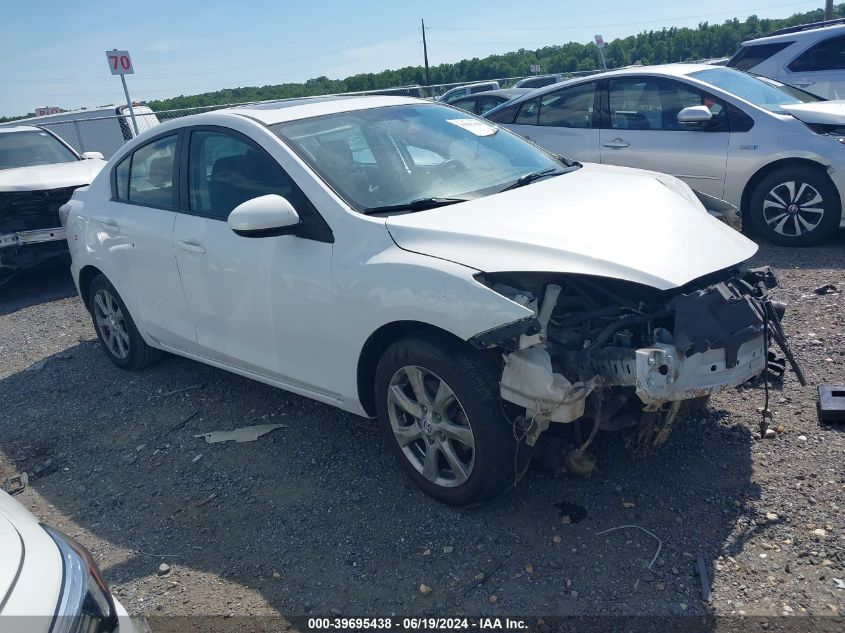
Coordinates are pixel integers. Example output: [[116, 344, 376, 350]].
[[0, 126, 104, 284], [0, 489, 134, 633], [63, 96, 785, 504]]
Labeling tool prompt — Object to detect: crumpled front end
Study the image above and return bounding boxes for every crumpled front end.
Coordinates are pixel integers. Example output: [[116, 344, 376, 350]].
[[472, 266, 783, 450]]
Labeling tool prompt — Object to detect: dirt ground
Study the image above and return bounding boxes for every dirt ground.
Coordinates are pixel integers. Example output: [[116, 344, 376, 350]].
[[1, 235, 844, 629]]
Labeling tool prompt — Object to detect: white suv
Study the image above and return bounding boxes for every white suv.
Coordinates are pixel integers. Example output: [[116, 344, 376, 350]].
[[726, 19, 845, 99]]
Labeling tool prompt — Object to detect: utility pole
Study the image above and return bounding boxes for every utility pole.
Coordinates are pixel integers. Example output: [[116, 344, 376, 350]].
[[421, 18, 431, 87], [825, 0, 833, 20]]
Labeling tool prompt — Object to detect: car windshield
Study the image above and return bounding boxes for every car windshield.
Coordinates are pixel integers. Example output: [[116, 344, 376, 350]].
[[0, 130, 78, 170], [689, 67, 822, 113], [271, 104, 570, 213]]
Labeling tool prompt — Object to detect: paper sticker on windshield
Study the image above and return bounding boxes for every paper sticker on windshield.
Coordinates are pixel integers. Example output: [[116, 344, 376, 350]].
[[446, 118, 498, 137]]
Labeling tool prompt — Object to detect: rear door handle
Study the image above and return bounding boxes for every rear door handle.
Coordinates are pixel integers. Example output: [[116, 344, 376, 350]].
[[176, 240, 206, 255], [603, 138, 630, 149]]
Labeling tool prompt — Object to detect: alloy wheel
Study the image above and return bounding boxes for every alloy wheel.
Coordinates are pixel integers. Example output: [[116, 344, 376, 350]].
[[386, 366, 475, 487], [93, 288, 130, 360], [763, 180, 825, 237]]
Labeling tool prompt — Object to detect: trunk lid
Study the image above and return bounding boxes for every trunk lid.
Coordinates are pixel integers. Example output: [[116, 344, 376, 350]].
[[781, 100, 845, 126]]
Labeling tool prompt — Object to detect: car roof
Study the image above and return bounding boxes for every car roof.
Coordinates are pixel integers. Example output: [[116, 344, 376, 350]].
[[0, 125, 42, 134], [224, 94, 427, 125], [740, 21, 845, 44]]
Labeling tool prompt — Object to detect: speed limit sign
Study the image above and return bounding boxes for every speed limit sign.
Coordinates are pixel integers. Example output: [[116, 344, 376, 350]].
[[106, 50, 134, 75]]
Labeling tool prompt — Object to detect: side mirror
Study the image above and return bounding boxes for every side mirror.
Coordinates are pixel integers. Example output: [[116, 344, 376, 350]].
[[228, 194, 301, 238], [676, 105, 713, 124], [81, 151, 105, 160]]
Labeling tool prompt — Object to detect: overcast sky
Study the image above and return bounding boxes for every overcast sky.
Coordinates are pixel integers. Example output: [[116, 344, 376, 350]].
[[0, 0, 824, 116]]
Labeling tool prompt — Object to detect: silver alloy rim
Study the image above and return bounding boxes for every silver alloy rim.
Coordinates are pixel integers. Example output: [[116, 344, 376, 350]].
[[763, 180, 825, 237], [386, 366, 475, 488], [93, 289, 130, 360]]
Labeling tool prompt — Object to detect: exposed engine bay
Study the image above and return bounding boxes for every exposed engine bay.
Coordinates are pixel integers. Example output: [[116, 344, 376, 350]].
[[472, 265, 801, 453]]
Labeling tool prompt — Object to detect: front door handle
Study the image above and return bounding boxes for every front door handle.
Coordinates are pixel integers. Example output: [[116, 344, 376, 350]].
[[176, 240, 206, 255], [603, 138, 630, 149]]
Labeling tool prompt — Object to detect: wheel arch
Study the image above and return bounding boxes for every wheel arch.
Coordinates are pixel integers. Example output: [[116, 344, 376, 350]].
[[740, 157, 839, 224], [78, 264, 106, 311], [356, 321, 479, 417]]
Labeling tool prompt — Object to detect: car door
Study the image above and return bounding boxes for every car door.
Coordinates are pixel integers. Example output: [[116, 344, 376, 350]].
[[507, 82, 601, 163], [781, 34, 845, 99], [105, 132, 197, 349], [172, 126, 334, 388], [599, 76, 730, 198]]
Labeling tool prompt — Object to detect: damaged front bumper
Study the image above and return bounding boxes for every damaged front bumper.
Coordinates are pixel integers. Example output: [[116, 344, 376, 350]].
[[475, 266, 789, 447]]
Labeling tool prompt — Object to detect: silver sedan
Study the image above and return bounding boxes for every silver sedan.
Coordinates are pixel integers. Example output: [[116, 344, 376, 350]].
[[485, 63, 845, 246]]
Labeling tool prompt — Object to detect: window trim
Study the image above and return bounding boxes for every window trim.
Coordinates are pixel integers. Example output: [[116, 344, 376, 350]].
[[110, 130, 182, 211], [177, 125, 334, 243]]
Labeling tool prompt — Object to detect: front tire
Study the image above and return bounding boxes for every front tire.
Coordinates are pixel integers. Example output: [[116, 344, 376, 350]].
[[374, 332, 516, 506], [88, 274, 162, 370], [750, 166, 841, 246]]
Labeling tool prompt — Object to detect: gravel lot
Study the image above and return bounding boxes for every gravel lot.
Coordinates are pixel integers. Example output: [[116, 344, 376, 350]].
[[1, 236, 844, 628]]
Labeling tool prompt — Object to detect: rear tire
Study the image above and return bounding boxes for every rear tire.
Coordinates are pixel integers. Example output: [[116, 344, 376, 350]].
[[374, 332, 516, 505], [750, 166, 840, 246], [88, 274, 162, 370]]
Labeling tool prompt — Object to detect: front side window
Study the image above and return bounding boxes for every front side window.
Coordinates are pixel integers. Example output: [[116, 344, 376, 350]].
[[726, 41, 793, 71], [689, 67, 821, 113], [515, 98, 540, 125], [608, 78, 726, 131], [538, 83, 596, 128], [272, 104, 568, 213], [127, 134, 177, 208], [0, 130, 78, 170], [188, 130, 307, 221], [788, 35, 845, 72]]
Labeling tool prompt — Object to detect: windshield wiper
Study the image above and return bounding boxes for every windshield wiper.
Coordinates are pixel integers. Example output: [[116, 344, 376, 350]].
[[498, 168, 564, 193], [363, 197, 468, 215]]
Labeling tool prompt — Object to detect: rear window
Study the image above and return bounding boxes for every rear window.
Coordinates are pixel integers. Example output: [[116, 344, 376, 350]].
[[727, 41, 793, 71]]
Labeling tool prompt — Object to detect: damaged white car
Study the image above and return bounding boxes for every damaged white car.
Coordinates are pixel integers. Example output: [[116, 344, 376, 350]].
[[62, 97, 794, 504], [0, 126, 105, 284]]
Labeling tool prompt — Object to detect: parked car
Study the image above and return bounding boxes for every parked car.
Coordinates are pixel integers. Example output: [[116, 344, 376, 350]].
[[0, 126, 105, 284], [485, 63, 845, 246], [446, 88, 533, 115], [512, 74, 566, 89], [0, 104, 161, 159], [63, 95, 784, 505], [437, 81, 501, 103], [725, 19, 845, 99], [0, 489, 134, 633]]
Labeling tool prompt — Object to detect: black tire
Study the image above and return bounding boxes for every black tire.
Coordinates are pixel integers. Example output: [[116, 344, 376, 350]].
[[374, 332, 516, 506], [749, 165, 841, 246], [87, 274, 162, 370]]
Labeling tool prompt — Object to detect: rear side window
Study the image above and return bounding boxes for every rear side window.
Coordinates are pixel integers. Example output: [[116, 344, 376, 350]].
[[515, 98, 540, 125], [538, 83, 596, 128], [788, 35, 845, 71], [127, 135, 177, 208], [449, 98, 477, 113], [727, 41, 793, 71], [114, 155, 130, 200]]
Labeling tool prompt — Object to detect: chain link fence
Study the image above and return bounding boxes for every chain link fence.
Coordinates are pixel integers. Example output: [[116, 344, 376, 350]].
[[1, 71, 613, 158]]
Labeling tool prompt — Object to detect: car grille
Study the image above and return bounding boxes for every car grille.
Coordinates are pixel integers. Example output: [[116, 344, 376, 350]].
[[0, 186, 80, 233]]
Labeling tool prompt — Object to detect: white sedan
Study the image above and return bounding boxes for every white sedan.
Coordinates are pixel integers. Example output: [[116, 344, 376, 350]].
[[0, 489, 134, 633], [62, 96, 782, 505]]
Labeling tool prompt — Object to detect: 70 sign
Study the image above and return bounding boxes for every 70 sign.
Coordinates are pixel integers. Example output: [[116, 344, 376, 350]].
[[106, 50, 134, 75]]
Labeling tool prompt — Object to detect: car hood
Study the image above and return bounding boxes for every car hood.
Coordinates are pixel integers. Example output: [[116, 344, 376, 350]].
[[0, 500, 25, 609], [385, 163, 757, 290], [780, 100, 845, 126], [0, 159, 105, 192]]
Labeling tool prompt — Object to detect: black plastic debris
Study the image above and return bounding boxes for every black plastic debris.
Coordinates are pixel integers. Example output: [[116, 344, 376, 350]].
[[814, 283, 839, 295], [818, 386, 845, 424]]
